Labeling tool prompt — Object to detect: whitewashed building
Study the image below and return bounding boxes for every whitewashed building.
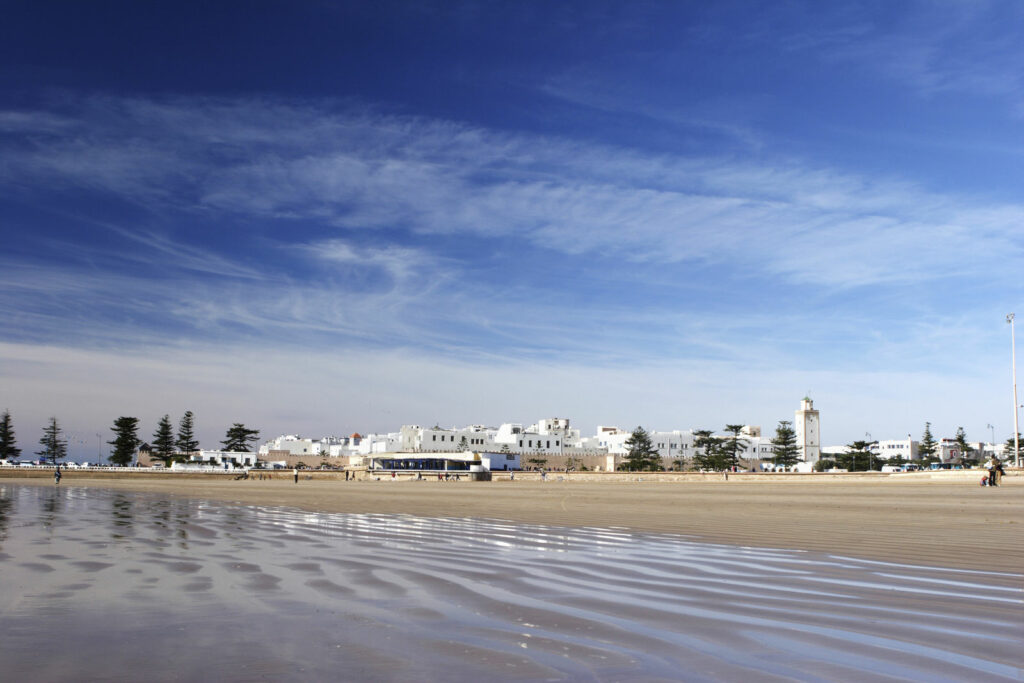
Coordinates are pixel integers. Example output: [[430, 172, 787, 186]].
[[871, 438, 918, 461]]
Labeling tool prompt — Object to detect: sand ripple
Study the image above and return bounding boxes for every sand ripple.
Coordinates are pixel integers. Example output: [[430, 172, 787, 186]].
[[0, 484, 1019, 681]]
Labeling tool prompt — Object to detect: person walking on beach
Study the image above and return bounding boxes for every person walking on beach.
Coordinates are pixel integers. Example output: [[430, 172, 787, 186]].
[[293, 468, 298, 484], [54, 465, 61, 485]]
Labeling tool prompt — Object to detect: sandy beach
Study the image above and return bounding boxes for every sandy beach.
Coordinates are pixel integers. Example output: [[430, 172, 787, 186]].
[[1, 477, 1021, 680], [8, 472, 1021, 577]]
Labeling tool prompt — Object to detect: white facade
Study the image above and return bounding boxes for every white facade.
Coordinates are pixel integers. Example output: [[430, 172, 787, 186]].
[[794, 398, 821, 463], [186, 450, 258, 468], [495, 423, 563, 454], [259, 435, 320, 456], [871, 438, 918, 461]]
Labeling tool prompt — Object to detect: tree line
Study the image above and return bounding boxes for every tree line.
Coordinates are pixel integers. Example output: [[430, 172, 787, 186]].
[[0, 409, 259, 467], [621, 421, 802, 472], [621, 419, 1012, 473]]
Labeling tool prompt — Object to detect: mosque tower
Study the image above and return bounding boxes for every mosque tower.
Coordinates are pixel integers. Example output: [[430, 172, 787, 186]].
[[794, 397, 820, 463]]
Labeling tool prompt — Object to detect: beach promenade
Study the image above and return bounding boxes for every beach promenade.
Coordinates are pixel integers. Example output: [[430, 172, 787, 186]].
[[6, 470, 1021, 576]]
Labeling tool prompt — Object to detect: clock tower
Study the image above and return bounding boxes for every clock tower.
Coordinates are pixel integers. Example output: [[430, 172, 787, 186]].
[[795, 397, 820, 463]]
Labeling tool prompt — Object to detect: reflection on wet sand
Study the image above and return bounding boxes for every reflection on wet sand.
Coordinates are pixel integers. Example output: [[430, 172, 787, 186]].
[[0, 484, 1019, 682]]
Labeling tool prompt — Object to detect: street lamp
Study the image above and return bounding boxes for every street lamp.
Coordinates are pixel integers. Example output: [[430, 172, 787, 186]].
[[1008, 314, 1021, 468]]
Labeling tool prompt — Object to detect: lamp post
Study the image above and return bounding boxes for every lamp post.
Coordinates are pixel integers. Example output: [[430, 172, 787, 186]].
[[1008, 314, 1021, 468]]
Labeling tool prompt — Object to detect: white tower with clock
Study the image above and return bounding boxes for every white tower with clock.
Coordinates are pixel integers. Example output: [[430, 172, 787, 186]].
[[794, 397, 820, 463]]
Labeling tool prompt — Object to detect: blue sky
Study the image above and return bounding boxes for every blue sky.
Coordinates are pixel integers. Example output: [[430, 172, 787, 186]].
[[2, 1, 1024, 457]]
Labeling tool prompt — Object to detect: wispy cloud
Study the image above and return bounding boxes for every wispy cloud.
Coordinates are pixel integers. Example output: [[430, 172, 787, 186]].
[[778, 1, 1024, 105], [5, 95, 1021, 292]]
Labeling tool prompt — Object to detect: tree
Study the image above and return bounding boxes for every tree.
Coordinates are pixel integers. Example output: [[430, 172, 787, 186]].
[[108, 416, 140, 467], [151, 415, 177, 466], [623, 426, 661, 471], [527, 457, 547, 470], [458, 436, 469, 452], [36, 417, 68, 466], [720, 424, 748, 470], [1003, 433, 1022, 463], [221, 423, 259, 452], [500, 444, 511, 454], [953, 426, 974, 464], [692, 430, 729, 471], [814, 457, 840, 472], [919, 422, 937, 461], [770, 420, 800, 467], [842, 440, 875, 472], [176, 410, 199, 455], [0, 410, 22, 460]]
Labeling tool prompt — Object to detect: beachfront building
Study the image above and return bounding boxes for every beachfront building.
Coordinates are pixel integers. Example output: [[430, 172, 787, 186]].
[[871, 438, 918, 462], [396, 421, 572, 457], [794, 398, 821, 463], [594, 426, 694, 464], [367, 450, 513, 476], [399, 425, 496, 453], [258, 435, 321, 457], [494, 423, 564, 454], [593, 425, 776, 469], [174, 449, 258, 470]]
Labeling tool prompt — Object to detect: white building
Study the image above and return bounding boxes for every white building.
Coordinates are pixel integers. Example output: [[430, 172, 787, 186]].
[[871, 438, 918, 461], [794, 398, 821, 463], [593, 425, 777, 466], [259, 435, 320, 456], [176, 450, 258, 469]]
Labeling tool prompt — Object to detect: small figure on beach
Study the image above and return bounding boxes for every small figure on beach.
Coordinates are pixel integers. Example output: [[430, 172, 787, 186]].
[[510, 472, 514, 481], [293, 468, 298, 484], [54, 466, 61, 485], [985, 456, 1004, 486]]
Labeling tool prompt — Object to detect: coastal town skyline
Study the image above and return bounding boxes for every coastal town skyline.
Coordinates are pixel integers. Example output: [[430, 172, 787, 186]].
[[4, 2, 1024, 454]]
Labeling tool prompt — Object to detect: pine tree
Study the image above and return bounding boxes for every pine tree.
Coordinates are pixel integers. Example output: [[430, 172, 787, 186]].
[[691, 429, 720, 471], [954, 426, 974, 463], [720, 424, 748, 470], [0, 409, 22, 460], [623, 426, 661, 471], [843, 440, 875, 471], [221, 423, 260, 452], [152, 415, 177, 466], [36, 416, 68, 466], [176, 410, 199, 455], [108, 416, 140, 467], [918, 422, 937, 461], [458, 436, 469, 451], [1003, 433, 1022, 462], [770, 420, 800, 467]]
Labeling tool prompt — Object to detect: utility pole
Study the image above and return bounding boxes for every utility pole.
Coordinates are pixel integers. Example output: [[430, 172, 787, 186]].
[[1009, 314, 1020, 468]]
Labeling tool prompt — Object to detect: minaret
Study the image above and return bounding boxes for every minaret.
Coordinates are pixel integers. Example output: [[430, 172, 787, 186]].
[[794, 397, 820, 463]]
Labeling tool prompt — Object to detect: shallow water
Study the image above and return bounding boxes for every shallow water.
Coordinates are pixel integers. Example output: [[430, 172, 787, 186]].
[[0, 484, 1019, 681]]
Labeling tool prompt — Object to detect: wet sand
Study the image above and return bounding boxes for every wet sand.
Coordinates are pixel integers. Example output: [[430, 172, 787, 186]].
[[0, 484, 1020, 681], [10, 474, 1022, 576]]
